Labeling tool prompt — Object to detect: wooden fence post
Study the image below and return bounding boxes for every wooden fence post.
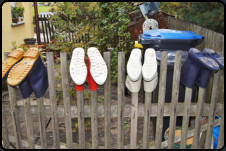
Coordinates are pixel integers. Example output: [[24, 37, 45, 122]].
[[60, 52, 73, 149], [130, 92, 138, 149], [155, 51, 168, 149], [103, 51, 111, 149], [91, 91, 98, 149], [47, 52, 61, 149], [117, 51, 125, 149], [2, 53, 11, 149], [37, 98, 48, 149], [167, 51, 182, 149], [142, 92, 152, 149], [180, 87, 192, 149], [23, 98, 35, 149], [205, 70, 221, 149]]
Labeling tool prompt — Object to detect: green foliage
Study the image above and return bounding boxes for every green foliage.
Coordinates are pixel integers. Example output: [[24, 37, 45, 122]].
[[124, 121, 130, 130], [18, 7, 25, 17], [160, 2, 224, 34], [11, 41, 28, 52], [11, 6, 20, 18], [110, 48, 118, 83]]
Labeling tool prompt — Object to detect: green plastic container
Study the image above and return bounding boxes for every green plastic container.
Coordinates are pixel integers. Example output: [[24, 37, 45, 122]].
[[164, 126, 193, 149]]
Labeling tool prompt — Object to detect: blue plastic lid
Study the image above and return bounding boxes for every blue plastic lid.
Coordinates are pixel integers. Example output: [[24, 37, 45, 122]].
[[143, 29, 203, 40]]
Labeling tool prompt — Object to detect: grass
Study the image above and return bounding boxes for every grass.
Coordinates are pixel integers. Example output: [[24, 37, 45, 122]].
[[32, 6, 52, 17]]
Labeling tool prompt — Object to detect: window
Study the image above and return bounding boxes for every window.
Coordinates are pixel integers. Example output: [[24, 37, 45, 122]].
[[10, 2, 16, 7]]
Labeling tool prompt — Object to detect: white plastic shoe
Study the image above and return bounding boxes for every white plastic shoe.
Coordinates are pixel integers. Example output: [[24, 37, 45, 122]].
[[142, 48, 157, 81], [87, 47, 108, 85], [70, 48, 87, 85], [127, 48, 142, 81]]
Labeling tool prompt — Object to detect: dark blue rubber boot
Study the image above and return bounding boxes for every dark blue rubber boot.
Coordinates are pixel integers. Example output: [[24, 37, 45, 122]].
[[28, 56, 49, 98], [195, 48, 223, 88], [18, 77, 34, 99], [180, 48, 219, 88]]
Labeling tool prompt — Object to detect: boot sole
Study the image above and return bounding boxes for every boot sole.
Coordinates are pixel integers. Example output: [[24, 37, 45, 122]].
[[7, 47, 39, 86], [87, 47, 107, 85], [142, 48, 157, 81], [2, 48, 24, 79], [203, 48, 224, 69], [70, 48, 87, 85], [127, 48, 142, 81]]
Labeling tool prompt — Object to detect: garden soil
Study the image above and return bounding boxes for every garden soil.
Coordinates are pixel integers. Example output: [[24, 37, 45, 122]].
[[2, 63, 156, 149]]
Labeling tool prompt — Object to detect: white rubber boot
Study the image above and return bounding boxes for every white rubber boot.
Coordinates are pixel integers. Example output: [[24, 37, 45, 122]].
[[143, 72, 158, 92], [125, 75, 142, 93]]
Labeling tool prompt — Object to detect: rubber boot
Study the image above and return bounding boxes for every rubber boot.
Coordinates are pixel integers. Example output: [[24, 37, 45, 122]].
[[18, 77, 34, 99], [195, 48, 224, 88], [180, 48, 219, 88], [28, 55, 49, 98], [2, 49, 24, 82]]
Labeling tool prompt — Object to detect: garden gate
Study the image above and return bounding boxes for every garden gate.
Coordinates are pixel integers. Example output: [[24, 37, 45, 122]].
[[2, 15, 224, 149]]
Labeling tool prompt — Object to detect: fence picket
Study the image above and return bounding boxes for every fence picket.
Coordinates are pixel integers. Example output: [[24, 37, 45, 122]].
[[40, 15, 46, 44], [117, 51, 125, 149], [47, 15, 52, 41], [103, 52, 111, 149], [77, 91, 85, 149], [217, 93, 224, 149], [91, 91, 98, 149], [60, 52, 73, 149], [130, 92, 138, 149], [37, 98, 48, 149], [192, 87, 206, 149], [204, 70, 221, 149], [167, 51, 182, 149], [8, 85, 22, 149], [142, 92, 152, 149], [2, 93, 10, 149], [180, 88, 192, 149], [2, 53, 11, 149], [44, 14, 49, 44], [155, 51, 168, 149], [47, 52, 60, 149], [23, 98, 35, 149]]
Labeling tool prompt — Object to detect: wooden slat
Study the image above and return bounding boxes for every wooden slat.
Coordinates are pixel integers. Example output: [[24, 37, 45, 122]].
[[155, 51, 168, 149], [2, 92, 10, 149], [117, 51, 125, 149], [142, 92, 152, 149], [103, 52, 111, 149], [192, 87, 206, 149], [180, 88, 192, 149], [190, 23, 194, 32], [2, 54, 10, 149], [8, 85, 22, 149], [204, 70, 221, 149], [40, 15, 46, 43], [217, 92, 224, 149], [167, 51, 182, 149], [44, 14, 49, 43], [207, 29, 213, 49], [130, 92, 138, 149], [47, 52, 60, 149], [77, 91, 85, 149], [47, 15, 52, 40], [37, 98, 48, 149], [167, 16, 172, 29], [60, 52, 73, 149], [23, 98, 35, 149], [91, 91, 98, 149]]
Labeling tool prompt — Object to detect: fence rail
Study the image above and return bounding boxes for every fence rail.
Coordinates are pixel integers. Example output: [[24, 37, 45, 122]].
[[2, 16, 224, 149]]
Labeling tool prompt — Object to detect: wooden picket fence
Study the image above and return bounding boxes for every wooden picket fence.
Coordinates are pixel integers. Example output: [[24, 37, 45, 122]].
[[2, 50, 224, 149], [37, 13, 99, 44]]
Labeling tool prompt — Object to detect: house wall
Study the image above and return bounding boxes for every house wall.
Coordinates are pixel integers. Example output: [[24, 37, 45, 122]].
[[2, 2, 34, 60]]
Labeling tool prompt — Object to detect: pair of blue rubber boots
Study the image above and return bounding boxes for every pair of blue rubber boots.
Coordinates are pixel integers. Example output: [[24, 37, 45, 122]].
[[181, 48, 224, 88], [2, 48, 48, 99]]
